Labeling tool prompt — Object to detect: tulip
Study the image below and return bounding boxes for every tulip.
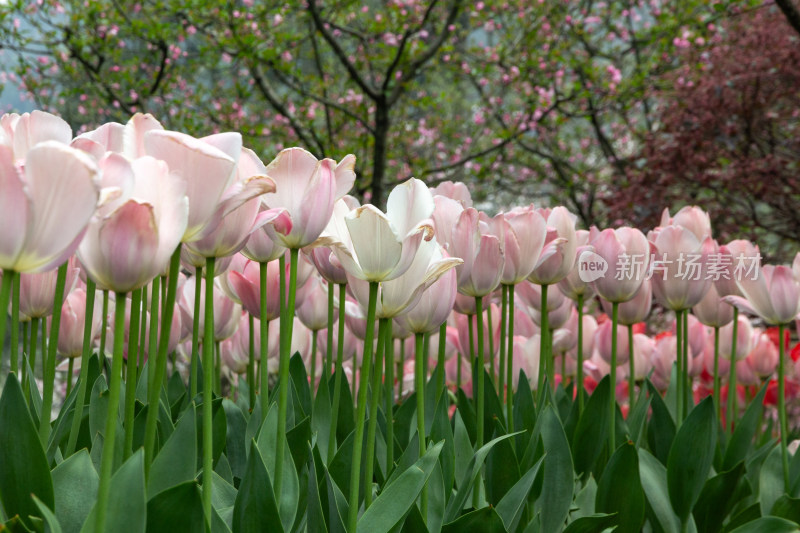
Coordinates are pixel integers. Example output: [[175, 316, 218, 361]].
[[660, 206, 712, 242], [431, 180, 473, 206], [19, 260, 80, 319], [748, 331, 779, 379], [590, 227, 650, 304], [511, 334, 541, 390], [74, 112, 163, 159], [261, 147, 355, 249], [57, 287, 101, 359], [1, 110, 72, 162]]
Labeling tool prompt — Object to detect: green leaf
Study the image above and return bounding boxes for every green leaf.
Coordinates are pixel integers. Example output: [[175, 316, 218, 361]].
[[759, 445, 784, 517], [325, 471, 348, 533], [82, 449, 146, 533], [444, 431, 522, 523], [146, 481, 206, 533], [513, 370, 536, 450], [52, 449, 98, 533], [692, 462, 745, 533], [486, 417, 519, 505], [495, 456, 545, 532], [572, 376, 610, 477], [33, 494, 63, 533], [441, 506, 506, 532], [428, 393, 455, 499], [626, 389, 652, 446], [723, 384, 766, 471], [563, 513, 617, 533], [535, 406, 574, 533], [647, 380, 676, 465], [596, 442, 644, 533], [222, 399, 248, 482], [148, 404, 197, 496], [232, 440, 283, 533], [667, 397, 717, 522], [289, 353, 312, 418], [728, 517, 799, 533], [452, 412, 473, 493], [312, 372, 332, 465], [0, 374, 54, 527], [638, 448, 681, 533], [306, 444, 328, 533], [771, 495, 800, 523], [357, 441, 443, 533]]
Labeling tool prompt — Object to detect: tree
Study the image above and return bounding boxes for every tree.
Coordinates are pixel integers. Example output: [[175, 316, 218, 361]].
[[0, 0, 747, 222], [611, 4, 800, 260]]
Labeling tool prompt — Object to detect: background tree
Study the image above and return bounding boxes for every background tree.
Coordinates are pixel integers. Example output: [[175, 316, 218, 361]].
[[0, 0, 773, 237], [612, 3, 800, 260]]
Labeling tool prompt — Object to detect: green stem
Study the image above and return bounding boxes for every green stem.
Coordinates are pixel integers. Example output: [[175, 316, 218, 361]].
[[347, 281, 379, 532], [538, 285, 549, 393], [422, 332, 430, 383], [259, 261, 269, 417], [21, 320, 29, 385], [676, 310, 684, 426], [506, 286, 515, 435], [0, 270, 12, 373], [364, 318, 388, 509], [778, 323, 790, 491], [11, 271, 20, 374], [66, 357, 74, 396], [138, 284, 148, 377], [327, 282, 335, 376], [628, 324, 635, 408], [473, 296, 485, 509], [728, 307, 738, 432], [202, 257, 216, 523], [609, 301, 619, 453], [215, 341, 222, 394], [498, 285, 507, 405], [437, 322, 446, 403], [66, 278, 97, 456], [683, 311, 690, 416], [190, 267, 202, 399], [310, 329, 318, 396], [143, 247, 181, 476], [39, 262, 68, 442], [147, 276, 160, 387], [94, 291, 127, 533], [247, 313, 255, 409], [124, 289, 142, 459], [713, 326, 720, 424], [384, 319, 394, 474], [99, 290, 109, 370], [328, 283, 347, 461], [275, 248, 299, 496], [576, 294, 584, 414], [415, 331, 428, 525], [398, 337, 406, 401], [486, 301, 495, 385], [25, 318, 39, 401]]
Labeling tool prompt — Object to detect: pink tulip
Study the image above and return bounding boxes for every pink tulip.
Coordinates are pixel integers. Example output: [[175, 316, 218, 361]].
[[511, 334, 540, 389], [601, 279, 652, 326], [590, 227, 650, 303], [57, 286, 101, 358], [692, 282, 734, 328], [566, 314, 598, 362], [628, 333, 655, 381], [528, 207, 578, 286], [0, 141, 99, 273], [455, 304, 501, 360], [394, 252, 458, 334], [181, 249, 234, 278], [494, 205, 547, 285], [178, 276, 241, 342], [725, 258, 800, 325], [1, 110, 72, 162], [516, 280, 565, 313], [595, 320, 630, 366], [447, 208, 504, 297], [736, 358, 760, 387], [648, 225, 715, 311], [431, 180, 472, 207], [529, 298, 573, 330], [77, 156, 188, 292], [318, 323, 360, 363], [747, 331, 779, 378], [261, 148, 355, 249], [220, 313, 254, 375], [74, 113, 163, 159], [19, 258, 79, 318], [557, 229, 596, 301], [660, 206, 712, 242], [297, 276, 334, 331], [719, 314, 754, 361], [715, 240, 759, 298]]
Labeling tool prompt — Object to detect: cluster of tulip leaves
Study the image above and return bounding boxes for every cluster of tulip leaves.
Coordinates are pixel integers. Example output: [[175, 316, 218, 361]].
[[2, 353, 800, 533]]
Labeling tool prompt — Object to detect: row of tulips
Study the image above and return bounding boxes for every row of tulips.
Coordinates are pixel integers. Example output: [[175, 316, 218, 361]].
[[1, 110, 799, 533]]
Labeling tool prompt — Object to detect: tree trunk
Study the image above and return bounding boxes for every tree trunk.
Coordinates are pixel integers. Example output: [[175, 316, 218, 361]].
[[371, 100, 390, 208]]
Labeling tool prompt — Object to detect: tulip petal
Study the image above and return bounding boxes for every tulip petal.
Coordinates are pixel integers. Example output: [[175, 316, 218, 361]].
[[16, 142, 99, 273], [99, 200, 159, 292], [13, 110, 72, 159], [345, 205, 402, 281], [0, 146, 31, 269], [334, 154, 356, 200], [386, 178, 435, 237]]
